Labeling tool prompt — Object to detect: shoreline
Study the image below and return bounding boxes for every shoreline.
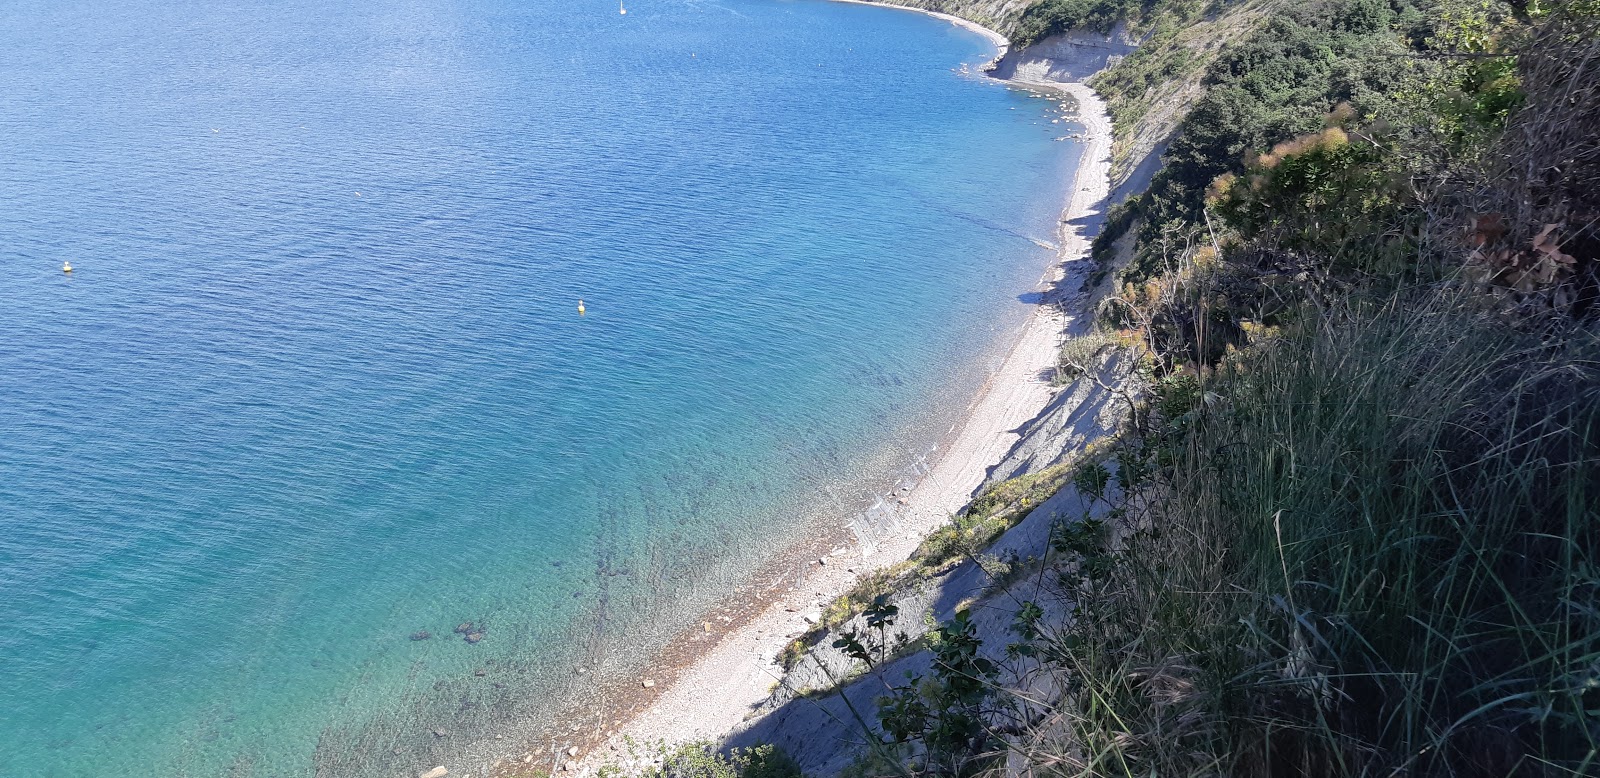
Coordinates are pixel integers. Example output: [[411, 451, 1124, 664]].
[[489, 7, 1116, 775], [825, 0, 1012, 50]]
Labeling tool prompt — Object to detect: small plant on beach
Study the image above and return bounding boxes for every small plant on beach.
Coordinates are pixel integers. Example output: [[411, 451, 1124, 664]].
[[616, 741, 804, 778], [779, 563, 921, 671], [831, 595, 904, 669], [820, 564, 916, 631]]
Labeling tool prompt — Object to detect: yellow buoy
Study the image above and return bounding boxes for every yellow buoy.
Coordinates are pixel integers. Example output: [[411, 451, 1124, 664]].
[[578, 299, 586, 315], [62, 261, 73, 274]]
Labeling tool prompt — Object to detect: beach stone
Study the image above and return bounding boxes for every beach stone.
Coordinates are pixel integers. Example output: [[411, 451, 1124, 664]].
[[419, 767, 449, 778], [641, 678, 656, 688], [564, 761, 578, 771], [453, 622, 473, 634], [567, 746, 580, 757], [473, 668, 487, 677], [432, 728, 450, 738], [410, 630, 432, 641], [817, 557, 827, 565], [702, 622, 711, 633], [574, 666, 585, 675]]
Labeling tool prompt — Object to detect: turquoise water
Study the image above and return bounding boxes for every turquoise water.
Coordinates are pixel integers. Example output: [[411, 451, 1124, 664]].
[[0, 0, 1082, 774]]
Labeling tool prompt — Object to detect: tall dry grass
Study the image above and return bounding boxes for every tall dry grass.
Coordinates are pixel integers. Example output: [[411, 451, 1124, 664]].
[[1015, 288, 1599, 776]]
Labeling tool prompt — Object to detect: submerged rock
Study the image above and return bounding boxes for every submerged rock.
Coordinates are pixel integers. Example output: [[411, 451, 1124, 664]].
[[464, 632, 485, 644], [409, 630, 432, 641], [453, 622, 474, 635]]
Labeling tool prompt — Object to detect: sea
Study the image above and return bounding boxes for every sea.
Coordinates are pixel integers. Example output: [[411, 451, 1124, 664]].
[[0, 0, 1084, 774]]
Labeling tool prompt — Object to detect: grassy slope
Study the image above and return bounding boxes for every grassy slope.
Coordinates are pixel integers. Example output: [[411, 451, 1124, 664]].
[[823, 2, 1600, 776]]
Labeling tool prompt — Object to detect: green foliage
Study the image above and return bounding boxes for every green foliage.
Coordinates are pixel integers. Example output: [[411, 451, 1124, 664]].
[[1065, 291, 1600, 774], [873, 610, 1001, 775], [1015, 0, 1151, 44], [1207, 118, 1421, 273], [626, 742, 804, 778], [1055, 330, 1121, 383], [849, 289, 1599, 776], [1118, 0, 1451, 282], [1418, 0, 1527, 145], [1088, 194, 1141, 264], [780, 564, 917, 670], [831, 595, 902, 667], [820, 565, 911, 630], [738, 745, 805, 778], [913, 461, 1077, 570], [648, 743, 740, 778], [1090, 32, 1199, 110], [1150, 371, 1199, 422], [963, 460, 1076, 520]]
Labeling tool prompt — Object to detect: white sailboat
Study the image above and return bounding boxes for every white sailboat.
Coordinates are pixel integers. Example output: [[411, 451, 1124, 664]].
[[619, 0, 626, 14]]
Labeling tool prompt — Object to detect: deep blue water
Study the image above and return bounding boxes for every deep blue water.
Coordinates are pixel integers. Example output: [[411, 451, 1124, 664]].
[[0, 0, 1082, 774]]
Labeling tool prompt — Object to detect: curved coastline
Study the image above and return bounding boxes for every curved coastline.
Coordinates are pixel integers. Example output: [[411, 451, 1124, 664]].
[[485, 6, 1118, 775], [827, 0, 1013, 50]]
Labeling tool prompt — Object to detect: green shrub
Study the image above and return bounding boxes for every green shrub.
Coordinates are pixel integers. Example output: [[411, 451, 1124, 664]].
[[1042, 289, 1600, 774], [1116, 0, 1454, 284], [626, 742, 804, 778]]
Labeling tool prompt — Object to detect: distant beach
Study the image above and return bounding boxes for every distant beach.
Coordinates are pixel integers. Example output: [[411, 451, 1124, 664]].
[[533, 8, 1119, 770]]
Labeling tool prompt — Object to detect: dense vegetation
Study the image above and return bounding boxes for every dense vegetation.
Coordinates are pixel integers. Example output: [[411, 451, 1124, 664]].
[[1013, 0, 1165, 43], [833, 1, 1600, 776], [1100, 0, 1501, 283]]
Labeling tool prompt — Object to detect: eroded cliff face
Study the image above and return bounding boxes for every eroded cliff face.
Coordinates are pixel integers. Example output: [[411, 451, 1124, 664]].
[[989, 25, 1140, 83]]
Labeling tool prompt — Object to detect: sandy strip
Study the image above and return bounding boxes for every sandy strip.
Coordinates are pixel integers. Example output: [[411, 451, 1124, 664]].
[[827, 0, 1011, 50], [572, 6, 1115, 769]]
